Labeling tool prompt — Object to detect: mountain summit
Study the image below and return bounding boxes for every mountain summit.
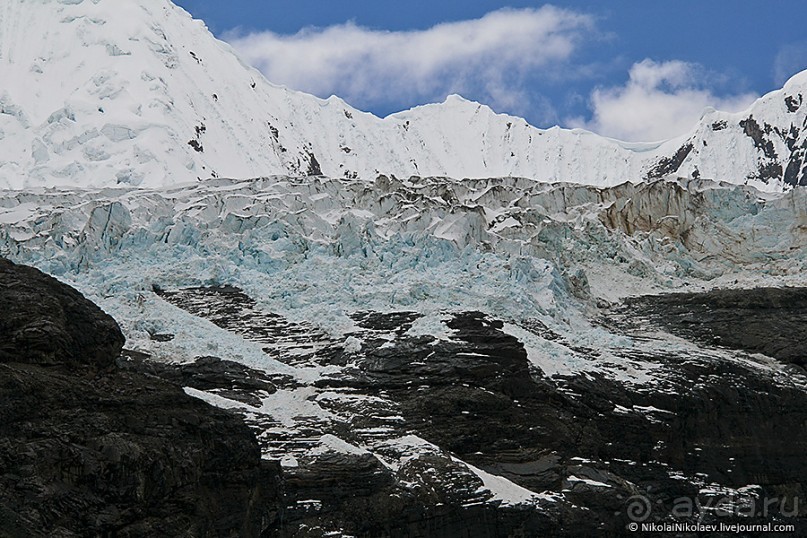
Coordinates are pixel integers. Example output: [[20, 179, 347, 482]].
[[0, 0, 806, 190]]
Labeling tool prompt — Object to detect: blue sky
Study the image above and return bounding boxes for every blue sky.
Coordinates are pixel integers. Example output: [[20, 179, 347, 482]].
[[173, 0, 807, 142]]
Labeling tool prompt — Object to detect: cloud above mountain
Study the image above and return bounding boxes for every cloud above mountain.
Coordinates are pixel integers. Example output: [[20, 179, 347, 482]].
[[227, 9, 764, 143], [226, 7, 594, 119], [571, 59, 758, 142], [774, 42, 807, 86]]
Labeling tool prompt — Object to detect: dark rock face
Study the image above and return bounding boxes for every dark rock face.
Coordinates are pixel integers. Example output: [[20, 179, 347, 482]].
[[647, 142, 693, 178], [786, 94, 803, 113], [740, 117, 778, 161], [118, 352, 281, 407], [0, 259, 278, 537], [345, 311, 807, 536], [621, 287, 807, 365], [0, 258, 124, 368], [306, 151, 322, 177], [155, 285, 807, 537], [785, 153, 805, 186], [0, 363, 280, 537], [26, 275, 803, 537], [154, 285, 334, 366]]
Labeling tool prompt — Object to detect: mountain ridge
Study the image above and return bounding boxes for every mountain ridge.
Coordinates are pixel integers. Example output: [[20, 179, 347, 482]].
[[0, 0, 805, 191]]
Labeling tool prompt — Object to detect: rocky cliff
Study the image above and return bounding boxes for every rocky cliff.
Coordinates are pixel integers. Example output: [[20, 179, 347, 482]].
[[0, 258, 279, 537], [150, 284, 807, 537]]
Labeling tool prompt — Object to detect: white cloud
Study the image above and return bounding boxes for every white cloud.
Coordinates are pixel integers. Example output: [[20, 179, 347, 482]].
[[774, 43, 807, 86], [572, 59, 758, 142], [225, 7, 594, 118]]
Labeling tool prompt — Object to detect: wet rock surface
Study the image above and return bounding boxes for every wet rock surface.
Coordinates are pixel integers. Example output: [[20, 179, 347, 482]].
[[156, 285, 807, 537], [621, 287, 807, 365], [335, 312, 807, 537], [118, 352, 283, 407], [5, 266, 807, 537], [0, 258, 123, 368], [0, 260, 278, 537]]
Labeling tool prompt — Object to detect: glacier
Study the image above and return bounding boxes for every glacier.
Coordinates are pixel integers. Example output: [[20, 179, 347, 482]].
[[2, 174, 805, 376]]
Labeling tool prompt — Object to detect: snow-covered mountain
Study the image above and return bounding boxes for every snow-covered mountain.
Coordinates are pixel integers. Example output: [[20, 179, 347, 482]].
[[5, 2, 807, 534], [1, 0, 806, 191]]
